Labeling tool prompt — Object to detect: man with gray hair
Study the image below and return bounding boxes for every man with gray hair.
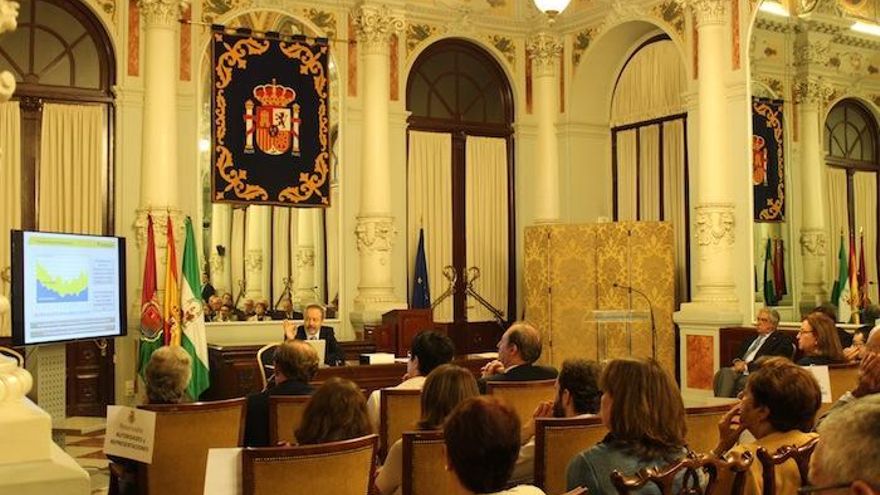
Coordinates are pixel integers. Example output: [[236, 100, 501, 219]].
[[713, 307, 794, 397], [809, 394, 880, 494], [478, 321, 557, 393], [820, 326, 880, 423]]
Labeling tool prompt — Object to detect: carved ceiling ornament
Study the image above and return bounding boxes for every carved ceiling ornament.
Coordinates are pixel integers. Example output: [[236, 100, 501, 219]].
[[694, 203, 735, 247], [800, 229, 827, 257], [355, 215, 396, 254], [689, 0, 727, 28], [792, 75, 835, 105], [527, 32, 562, 76], [138, 0, 189, 27], [354, 3, 405, 51]]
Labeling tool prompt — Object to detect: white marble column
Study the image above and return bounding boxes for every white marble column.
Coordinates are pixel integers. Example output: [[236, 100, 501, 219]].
[[135, 0, 187, 290], [351, 3, 407, 327], [527, 32, 562, 224], [690, 0, 737, 305], [294, 209, 317, 305], [243, 205, 270, 301], [795, 76, 834, 308]]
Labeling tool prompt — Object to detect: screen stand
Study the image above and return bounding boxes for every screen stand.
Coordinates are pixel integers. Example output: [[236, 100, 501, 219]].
[[25, 344, 67, 445]]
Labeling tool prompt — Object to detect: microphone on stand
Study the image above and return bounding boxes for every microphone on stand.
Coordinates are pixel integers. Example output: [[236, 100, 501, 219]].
[[612, 282, 656, 360]]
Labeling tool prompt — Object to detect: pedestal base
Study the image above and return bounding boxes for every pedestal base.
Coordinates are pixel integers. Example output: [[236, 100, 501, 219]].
[[0, 399, 52, 463], [0, 442, 90, 495], [673, 302, 742, 402]]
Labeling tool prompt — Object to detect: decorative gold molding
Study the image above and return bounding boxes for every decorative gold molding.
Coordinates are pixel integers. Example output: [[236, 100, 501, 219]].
[[138, 0, 187, 27], [654, 0, 686, 36], [406, 22, 441, 55], [571, 27, 594, 68], [526, 32, 562, 77], [487, 34, 515, 68], [689, 0, 727, 28], [302, 8, 337, 40]]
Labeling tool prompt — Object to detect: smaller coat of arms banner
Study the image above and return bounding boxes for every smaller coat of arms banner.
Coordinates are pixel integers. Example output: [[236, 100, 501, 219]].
[[752, 98, 785, 222], [212, 27, 331, 206]]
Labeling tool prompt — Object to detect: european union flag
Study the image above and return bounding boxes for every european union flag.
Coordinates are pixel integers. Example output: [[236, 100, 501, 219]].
[[411, 228, 431, 309]]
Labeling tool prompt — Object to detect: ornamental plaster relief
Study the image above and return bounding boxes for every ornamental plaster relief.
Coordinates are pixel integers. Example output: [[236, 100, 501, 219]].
[[526, 32, 562, 76], [800, 229, 827, 257], [138, 0, 189, 26], [243, 250, 263, 272], [792, 76, 836, 105], [354, 4, 405, 51], [296, 247, 316, 269], [694, 203, 735, 247], [689, 0, 727, 27], [355, 216, 396, 255]]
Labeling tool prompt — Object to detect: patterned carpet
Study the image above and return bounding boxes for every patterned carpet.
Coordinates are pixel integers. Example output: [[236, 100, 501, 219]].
[[63, 430, 110, 495]]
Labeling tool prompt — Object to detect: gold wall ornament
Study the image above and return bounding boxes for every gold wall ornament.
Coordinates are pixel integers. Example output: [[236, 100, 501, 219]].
[[571, 28, 594, 68], [792, 75, 836, 105], [406, 23, 442, 55], [694, 203, 736, 247], [654, 0, 686, 36]]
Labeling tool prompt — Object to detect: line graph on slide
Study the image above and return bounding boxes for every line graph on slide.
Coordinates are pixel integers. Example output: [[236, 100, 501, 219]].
[[35, 259, 89, 303]]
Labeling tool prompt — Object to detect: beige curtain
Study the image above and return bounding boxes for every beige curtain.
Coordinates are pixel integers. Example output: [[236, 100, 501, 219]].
[[610, 41, 686, 127], [0, 102, 21, 337], [638, 126, 661, 221], [825, 167, 849, 286], [465, 136, 509, 322], [854, 172, 878, 304], [38, 103, 104, 234], [407, 131, 453, 322], [616, 129, 637, 221], [662, 120, 688, 304]]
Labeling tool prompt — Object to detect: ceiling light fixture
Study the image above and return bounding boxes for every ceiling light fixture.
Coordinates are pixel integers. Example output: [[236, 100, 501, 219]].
[[852, 21, 880, 37], [758, 1, 790, 18], [532, 0, 572, 23]]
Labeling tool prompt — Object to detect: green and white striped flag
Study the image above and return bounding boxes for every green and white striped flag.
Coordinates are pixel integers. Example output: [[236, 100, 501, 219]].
[[181, 217, 210, 400]]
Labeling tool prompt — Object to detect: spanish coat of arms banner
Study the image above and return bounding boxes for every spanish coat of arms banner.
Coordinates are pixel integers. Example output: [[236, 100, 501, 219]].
[[212, 27, 331, 206], [752, 97, 785, 222]]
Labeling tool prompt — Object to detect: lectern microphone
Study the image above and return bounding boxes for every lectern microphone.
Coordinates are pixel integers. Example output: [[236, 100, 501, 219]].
[[612, 282, 657, 360]]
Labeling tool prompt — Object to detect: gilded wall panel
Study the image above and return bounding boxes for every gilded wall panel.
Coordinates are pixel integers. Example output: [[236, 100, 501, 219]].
[[596, 223, 636, 362], [524, 226, 551, 365]]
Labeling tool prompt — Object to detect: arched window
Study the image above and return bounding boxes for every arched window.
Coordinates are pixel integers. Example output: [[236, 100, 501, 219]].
[[824, 99, 880, 305], [406, 40, 514, 352]]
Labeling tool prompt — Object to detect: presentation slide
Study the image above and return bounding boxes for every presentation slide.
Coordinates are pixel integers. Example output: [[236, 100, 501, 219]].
[[19, 231, 125, 344]]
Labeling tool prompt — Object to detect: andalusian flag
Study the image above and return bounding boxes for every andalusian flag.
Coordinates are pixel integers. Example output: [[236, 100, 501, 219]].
[[832, 232, 851, 323], [181, 217, 210, 400], [137, 214, 163, 379], [163, 218, 181, 346]]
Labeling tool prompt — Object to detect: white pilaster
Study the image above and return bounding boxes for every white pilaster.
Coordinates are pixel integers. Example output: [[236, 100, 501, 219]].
[[527, 32, 562, 224], [295, 209, 318, 305], [350, 3, 407, 327], [209, 204, 232, 294], [244, 206, 270, 301]]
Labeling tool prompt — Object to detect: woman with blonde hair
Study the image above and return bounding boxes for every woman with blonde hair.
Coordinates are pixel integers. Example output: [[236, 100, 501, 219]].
[[566, 358, 687, 494], [295, 377, 371, 445], [375, 364, 480, 495], [797, 312, 846, 365]]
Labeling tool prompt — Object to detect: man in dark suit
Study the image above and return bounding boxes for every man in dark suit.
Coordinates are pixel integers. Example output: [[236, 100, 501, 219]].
[[478, 321, 558, 393], [713, 307, 794, 397], [243, 340, 318, 447], [282, 303, 346, 366]]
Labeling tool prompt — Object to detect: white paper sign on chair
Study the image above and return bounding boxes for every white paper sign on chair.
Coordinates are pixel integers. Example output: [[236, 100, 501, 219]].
[[103, 406, 157, 464]]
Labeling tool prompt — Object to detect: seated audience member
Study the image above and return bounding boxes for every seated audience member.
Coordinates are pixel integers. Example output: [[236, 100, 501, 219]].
[[444, 396, 546, 495], [367, 330, 455, 432], [479, 321, 557, 393], [272, 297, 302, 320], [282, 303, 346, 366], [216, 304, 237, 322], [820, 327, 880, 422], [202, 302, 213, 323], [714, 307, 793, 397], [241, 298, 255, 319], [243, 340, 319, 447], [512, 358, 602, 482], [809, 394, 880, 495], [844, 326, 872, 362], [112, 346, 192, 494], [375, 364, 480, 495], [295, 377, 372, 445], [206, 295, 222, 321], [797, 312, 846, 366], [812, 303, 853, 348], [712, 357, 821, 495], [249, 299, 271, 321], [566, 358, 687, 494]]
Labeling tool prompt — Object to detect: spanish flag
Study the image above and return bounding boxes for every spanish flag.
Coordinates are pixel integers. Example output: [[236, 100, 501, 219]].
[[163, 217, 181, 346]]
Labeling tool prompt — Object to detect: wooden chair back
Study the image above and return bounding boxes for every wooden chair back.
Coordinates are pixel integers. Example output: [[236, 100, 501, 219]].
[[684, 403, 736, 455], [268, 395, 311, 445], [486, 380, 556, 427], [611, 452, 754, 495], [256, 343, 279, 390], [756, 438, 818, 495], [137, 398, 247, 495], [401, 430, 468, 495], [534, 416, 607, 495], [379, 388, 422, 460], [242, 434, 378, 495], [816, 363, 859, 417]]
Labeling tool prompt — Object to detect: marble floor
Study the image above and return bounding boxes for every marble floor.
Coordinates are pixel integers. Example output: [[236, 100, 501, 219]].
[[59, 418, 110, 495]]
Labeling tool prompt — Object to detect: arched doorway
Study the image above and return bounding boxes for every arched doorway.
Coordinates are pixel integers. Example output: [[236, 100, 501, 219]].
[[405, 39, 515, 352]]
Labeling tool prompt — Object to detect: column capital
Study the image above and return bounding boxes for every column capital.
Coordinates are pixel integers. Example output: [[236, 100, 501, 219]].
[[694, 202, 735, 247], [353, 3, 404, 54], [133, 208, 185, 251], [138, 0, 187, 28], [800, 229, 827, 257], [792, 76, 835, 105], [689, 0, 727, 28], [355, 215, 397, 255], [526, 32, 562, 77]]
